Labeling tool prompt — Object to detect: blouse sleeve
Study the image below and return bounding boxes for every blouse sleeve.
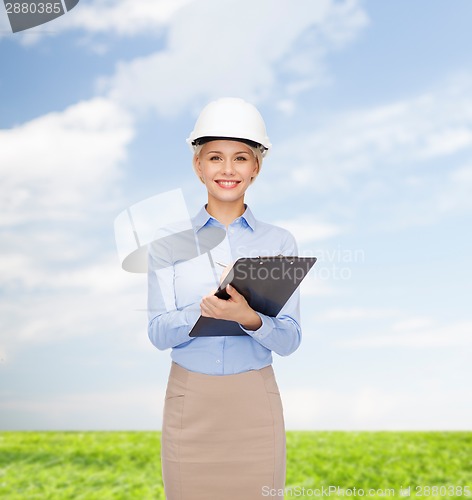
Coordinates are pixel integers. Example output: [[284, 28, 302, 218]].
[[147, 241, 199, 351], [239, 230, 302, 356]]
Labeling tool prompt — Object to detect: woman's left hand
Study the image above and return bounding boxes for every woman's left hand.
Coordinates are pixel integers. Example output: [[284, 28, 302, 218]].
[[200, 284, 262, 331]]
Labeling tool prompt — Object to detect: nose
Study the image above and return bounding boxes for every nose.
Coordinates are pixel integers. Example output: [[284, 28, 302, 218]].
[[221, 159, 236, 176]]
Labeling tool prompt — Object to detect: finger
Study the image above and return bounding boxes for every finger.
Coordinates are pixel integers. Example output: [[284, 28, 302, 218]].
[[226, 284, 243, 301], [200, 301, 215, 316], [201, 300, 225, 319], [201, 296, 220, 315], [202, 295, 220, 307]]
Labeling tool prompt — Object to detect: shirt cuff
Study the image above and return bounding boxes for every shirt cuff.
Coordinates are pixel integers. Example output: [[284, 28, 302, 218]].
[[239, 313, 273, 340], [184, 308, 201, 335]]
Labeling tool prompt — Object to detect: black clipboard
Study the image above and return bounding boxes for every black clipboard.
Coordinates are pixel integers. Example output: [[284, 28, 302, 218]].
[[189, 256, 317, 337]]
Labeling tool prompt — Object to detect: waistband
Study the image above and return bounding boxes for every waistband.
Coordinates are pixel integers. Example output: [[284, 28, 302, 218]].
[[169, 361, 275, 384]]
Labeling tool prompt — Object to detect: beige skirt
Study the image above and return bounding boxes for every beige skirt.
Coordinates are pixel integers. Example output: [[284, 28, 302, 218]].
[[161, 361, 286, 500]]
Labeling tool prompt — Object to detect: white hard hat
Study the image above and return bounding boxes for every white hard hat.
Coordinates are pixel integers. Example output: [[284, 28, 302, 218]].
[[186, 97, 271, 157]]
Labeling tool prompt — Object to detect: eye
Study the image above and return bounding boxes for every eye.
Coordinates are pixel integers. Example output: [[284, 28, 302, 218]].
[[235, 156, 248, 161], [209, 155, 222, 161]]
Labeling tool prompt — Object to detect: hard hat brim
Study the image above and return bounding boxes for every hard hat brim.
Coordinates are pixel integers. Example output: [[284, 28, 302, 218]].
[[192, 135, 264, 151]]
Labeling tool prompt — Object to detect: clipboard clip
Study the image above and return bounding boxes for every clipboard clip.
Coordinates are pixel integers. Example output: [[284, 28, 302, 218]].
[[257, 254, 296, 265]]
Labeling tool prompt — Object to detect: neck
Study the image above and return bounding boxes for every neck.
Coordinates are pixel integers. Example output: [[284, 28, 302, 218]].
[[206, 198, 246, 227]]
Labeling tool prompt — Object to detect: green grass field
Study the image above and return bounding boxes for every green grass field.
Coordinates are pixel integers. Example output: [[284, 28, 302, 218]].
[[1, 431, 471, 499]]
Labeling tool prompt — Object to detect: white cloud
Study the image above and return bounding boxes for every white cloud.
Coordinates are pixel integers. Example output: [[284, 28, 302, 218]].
[[0, 97, 134, 225], [60, 0, 195, 36], [275, 74, 472, 194], [256, 73, 472, 230], [0, 256, 148, 357], [3, 382, 471, 430], [336, 320, 472, 348], [281, 385, 472, 430], [0, 386, 165, 430], [437, 163, 472, 214], [103, 0, 368, 116], [1, 0, 196, 43], [0, 285, 141, 345], [275, 218, 342, 243], [300, 277, 335, 298], [4, 0, 368, 54], [275, 99, 296, 115], [0, 248, 138, 295], [0, 254, 41, 290], [0, 97, 142, 356], [317, 307, 398, 322], [451, 164, 472, 183], [391, 316, 435, 332]]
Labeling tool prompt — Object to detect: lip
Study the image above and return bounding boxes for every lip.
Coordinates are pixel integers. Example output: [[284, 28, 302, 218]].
[[214, 179, 241, 189]]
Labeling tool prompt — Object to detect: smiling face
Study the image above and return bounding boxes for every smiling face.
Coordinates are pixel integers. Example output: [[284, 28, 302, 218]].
[[194, 140, 260, 208]]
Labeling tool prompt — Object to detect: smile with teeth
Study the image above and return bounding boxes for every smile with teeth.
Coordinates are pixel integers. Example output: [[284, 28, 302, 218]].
[[215, 180, 241, 188]]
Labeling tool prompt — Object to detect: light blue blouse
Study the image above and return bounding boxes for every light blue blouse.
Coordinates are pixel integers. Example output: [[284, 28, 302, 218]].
[[147, 204, 302, 375]]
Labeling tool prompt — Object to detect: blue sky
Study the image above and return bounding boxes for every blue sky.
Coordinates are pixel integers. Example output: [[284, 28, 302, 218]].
[[1, 0, 471, 430]]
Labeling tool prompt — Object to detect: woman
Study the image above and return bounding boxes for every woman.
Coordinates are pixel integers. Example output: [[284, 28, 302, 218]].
[[147, 97, 302, 500]]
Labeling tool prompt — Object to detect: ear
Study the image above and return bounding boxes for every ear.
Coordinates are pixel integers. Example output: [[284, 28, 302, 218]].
[[193, 154, 205, 183], [251, 159, 260, 182], [193, 154, 201, 175]]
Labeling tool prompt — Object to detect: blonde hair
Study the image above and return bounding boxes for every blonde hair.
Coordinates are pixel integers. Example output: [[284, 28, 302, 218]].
[[192, 142, 263, 184]]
